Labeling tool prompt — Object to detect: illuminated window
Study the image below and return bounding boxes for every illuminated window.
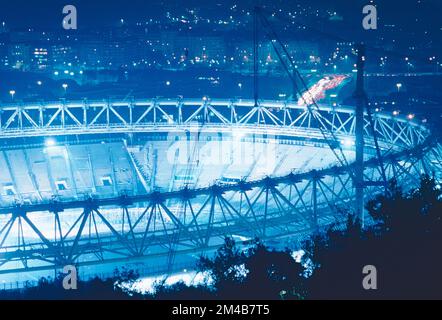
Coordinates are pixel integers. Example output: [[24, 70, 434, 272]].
[[101, 176, 113, 187], [55, 180, 68, 191], [3, 184, 16, 196]]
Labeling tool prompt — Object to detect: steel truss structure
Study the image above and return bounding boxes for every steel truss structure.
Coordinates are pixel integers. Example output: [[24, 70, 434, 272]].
[[0, 98, 440, 274]]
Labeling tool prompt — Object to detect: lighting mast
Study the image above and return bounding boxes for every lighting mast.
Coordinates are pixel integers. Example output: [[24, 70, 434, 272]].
[[354, 43, 366, 226], [253, 6, 259, 107]]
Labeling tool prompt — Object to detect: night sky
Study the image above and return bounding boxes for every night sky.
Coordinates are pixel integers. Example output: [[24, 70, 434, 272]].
[[0, 0, 441, 32]]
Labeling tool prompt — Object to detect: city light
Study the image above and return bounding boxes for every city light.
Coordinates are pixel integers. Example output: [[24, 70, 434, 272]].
[[341, 138, 355, 147], [0, 1, 440, 300], [45, 138, 56, 147]]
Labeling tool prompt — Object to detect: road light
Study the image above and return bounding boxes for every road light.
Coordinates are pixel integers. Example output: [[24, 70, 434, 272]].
[[396, 83, 402, 92], [62, 83, 68, 94], [9, 90, 15, 101]]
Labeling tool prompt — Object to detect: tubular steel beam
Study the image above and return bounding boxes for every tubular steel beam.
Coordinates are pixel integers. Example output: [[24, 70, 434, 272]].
[[0, 135, 437, 274], [0, 98, 438, 275]]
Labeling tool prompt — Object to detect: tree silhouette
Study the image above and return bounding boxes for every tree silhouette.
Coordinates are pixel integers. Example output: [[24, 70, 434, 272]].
[[196, 238, 305, 299], [243, 241, 306, 300], [198, 237, 247, 288], [304, 175, 442, 299], [2, 176, 442, 299]]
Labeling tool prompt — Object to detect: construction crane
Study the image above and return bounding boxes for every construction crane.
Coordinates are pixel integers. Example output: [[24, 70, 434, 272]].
[[252, 7, 388, 225]]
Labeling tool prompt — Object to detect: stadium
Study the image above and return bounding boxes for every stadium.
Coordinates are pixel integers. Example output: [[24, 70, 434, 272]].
[[0, 97, 440, 285]]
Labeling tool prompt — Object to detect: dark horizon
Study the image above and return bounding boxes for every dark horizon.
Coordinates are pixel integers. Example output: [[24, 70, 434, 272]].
[[0, 0, 441, 31]]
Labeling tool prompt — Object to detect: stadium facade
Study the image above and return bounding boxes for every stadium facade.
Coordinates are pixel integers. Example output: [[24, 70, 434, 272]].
[[0, 98, 440, 283]]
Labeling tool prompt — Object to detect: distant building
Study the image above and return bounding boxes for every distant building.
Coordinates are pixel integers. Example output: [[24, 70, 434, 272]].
[[0, 21, 8, 34], [159, 31, 226, 62], [78, 40, 139, 70], [51, 44, 79, 68], [8, 43, 31, 71], [78, 40, 107, 69], [31, 47, 49, 70], [0, 41, 8, 69], [285, 41, 320, 65], [231, 39, 319, 72]]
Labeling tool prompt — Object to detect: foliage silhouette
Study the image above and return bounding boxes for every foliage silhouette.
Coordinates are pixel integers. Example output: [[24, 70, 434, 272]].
[[0, 267, 144, 300], [196, 238, 305, 299], [1, 176, 442, 299], [303, 175, 442, 299]]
